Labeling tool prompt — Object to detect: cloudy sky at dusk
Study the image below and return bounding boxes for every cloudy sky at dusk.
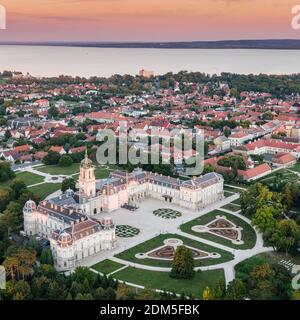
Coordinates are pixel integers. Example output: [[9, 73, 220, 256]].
[[0, 0, 299, 42]]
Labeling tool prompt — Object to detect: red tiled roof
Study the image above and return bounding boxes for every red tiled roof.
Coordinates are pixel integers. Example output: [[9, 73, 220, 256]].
[[273, 153, 297, 165], [238, 163, 271, 180]]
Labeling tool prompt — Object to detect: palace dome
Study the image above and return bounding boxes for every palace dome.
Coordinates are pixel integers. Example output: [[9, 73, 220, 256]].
[[57, 231, 73, 246], [65, 188, 75, 198], [23, 199, 37, 213]]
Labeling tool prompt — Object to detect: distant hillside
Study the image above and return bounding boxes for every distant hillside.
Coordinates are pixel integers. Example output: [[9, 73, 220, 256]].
[[2, 39, 300, 49]]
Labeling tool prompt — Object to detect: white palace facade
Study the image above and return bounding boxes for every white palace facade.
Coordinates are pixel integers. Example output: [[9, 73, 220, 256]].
[[23, 152, 224, 271], [77, 152, 224, 215]]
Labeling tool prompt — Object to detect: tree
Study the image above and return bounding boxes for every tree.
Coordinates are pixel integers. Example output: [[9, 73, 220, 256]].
[[116, 284, 136, 300], [10, 178, 27, 200], [40, 248, 54, 266], [0, 188, 12, 212], [48, 106, 59, 119], [226, 279, 246, 300], [170, 246, 195, 279], [0, 201, 23, 237], [0, 162, 15, 182], [202, 286, 214, 300], [12, 280, 31, 300], [203, 164, 215, 174], [3, 248, 36, 280], [230, 87, 238, 97], [240, 183, 274, 217], [58, 155, 73, 167], [43, 151, 60, 165], [252, 205, 278, 233], [274, 220, 299, 255], [213, 279, 226, 300], [61, 178, 76, 193]]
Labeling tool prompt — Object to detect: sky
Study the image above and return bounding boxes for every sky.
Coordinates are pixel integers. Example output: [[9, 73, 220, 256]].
[[0, 0, 299, 42]]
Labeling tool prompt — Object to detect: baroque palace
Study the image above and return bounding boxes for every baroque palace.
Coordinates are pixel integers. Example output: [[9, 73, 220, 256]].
[[23, 152, 224, 270]]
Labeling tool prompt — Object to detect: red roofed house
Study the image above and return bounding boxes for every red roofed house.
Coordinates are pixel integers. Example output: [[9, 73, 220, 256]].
[[49, 146, 66, 155], [70, 146, 86, 154], [238, 163, 272, 182], [244, 139, 300, 156], [228, 131, 253, 147], [34, 151, 48, 161], [272, 153, 297, 168], [13, 144, 32, 153]]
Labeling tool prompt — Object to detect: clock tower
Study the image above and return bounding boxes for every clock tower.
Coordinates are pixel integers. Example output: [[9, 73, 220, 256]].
[[78, 150, 96, 198]]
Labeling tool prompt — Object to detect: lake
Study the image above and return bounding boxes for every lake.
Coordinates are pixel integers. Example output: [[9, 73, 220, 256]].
[[1, 45, 300, 77]]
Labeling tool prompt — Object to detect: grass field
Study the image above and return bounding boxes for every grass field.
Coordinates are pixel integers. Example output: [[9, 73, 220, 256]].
[[0, 171, 44, 189], [232, 198, 241, 205], [91, 259, 125, 275], [180, 210, 256, 250], [288, 163, 300, 173], [221, 203, 241, 212], [116, 233, 234, 268], [37, 163, 80, 176], [29, 183, 61, 199], [94, 168, 110, 179], [113, 267, 225, 298], [224, 190, 236, 198]]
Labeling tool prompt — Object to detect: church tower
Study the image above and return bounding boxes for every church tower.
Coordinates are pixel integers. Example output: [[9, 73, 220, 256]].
[[79, 150, 96, 198]]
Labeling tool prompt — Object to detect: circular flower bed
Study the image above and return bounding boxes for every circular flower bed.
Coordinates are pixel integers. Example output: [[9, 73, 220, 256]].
[[153, 208, 182, 219], [116, 225, 140, 238]]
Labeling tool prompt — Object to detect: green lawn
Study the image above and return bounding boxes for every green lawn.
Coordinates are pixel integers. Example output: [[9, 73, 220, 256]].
[[180, 210, 256, 250], [17, 171, 44, 186], [94, 168, 110, 179], [0, 171, 44, 189], [91, 259, 125, 275], [221, 203, 241, 212], [232, 198, 241, 205], [224, 191, 236, 198], [113, 267, 225, 298], [290, 163, 300, 173], [37, 163, 80, 176], [29, 183, 61, 199], [116, 233, 234, 268]]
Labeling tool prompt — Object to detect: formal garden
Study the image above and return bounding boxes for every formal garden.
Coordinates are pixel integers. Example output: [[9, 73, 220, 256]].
[[116, 225, 140, 238], [180, 210, 256, 249], [115, 233, 234, 268], [153, 208, 182, 219]]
